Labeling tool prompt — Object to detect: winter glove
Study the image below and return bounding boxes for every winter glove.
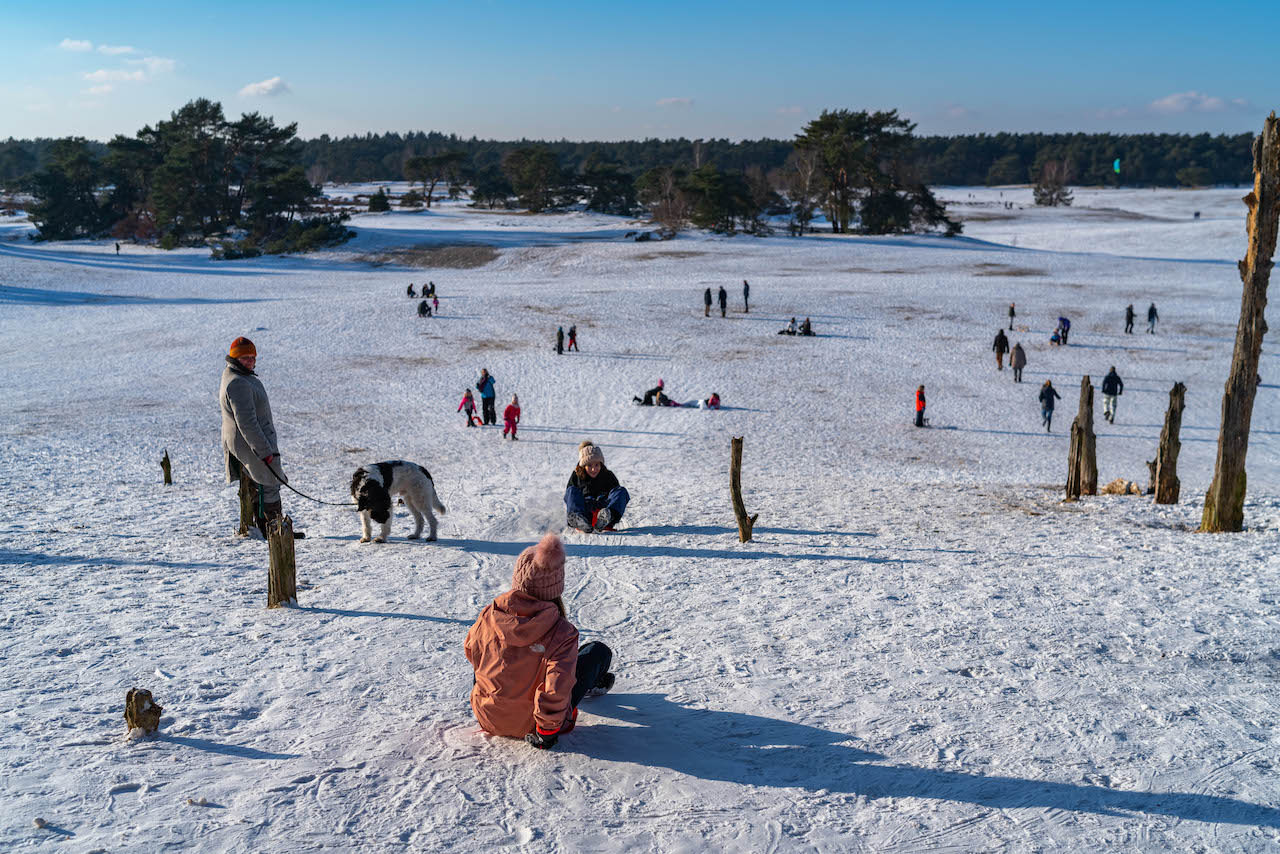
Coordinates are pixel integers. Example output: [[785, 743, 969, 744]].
[[525, 729, 559, 750], [263, 455, 287, 484]]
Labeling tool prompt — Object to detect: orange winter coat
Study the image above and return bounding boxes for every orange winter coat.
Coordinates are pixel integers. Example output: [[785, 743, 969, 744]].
[[465, 590, 579, 737]]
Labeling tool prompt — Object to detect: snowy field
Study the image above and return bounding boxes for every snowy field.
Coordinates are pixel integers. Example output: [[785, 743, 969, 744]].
[[1, 185, 1279, 852]]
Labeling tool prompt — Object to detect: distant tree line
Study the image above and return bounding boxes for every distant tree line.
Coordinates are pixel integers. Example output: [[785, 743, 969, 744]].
[[12, 99, 352, 256]]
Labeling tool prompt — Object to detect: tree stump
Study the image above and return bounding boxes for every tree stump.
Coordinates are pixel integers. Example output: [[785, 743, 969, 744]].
[[1066, 376, 1097, 500], [125, 688, 162, 734], [729, 437, 758, 542], [267, 515, 297, 608], [1154, 383, 1187, 504], [160, 449, 172, 485], [1203, 113, 1279, 532], [237, 474, 258, 538]]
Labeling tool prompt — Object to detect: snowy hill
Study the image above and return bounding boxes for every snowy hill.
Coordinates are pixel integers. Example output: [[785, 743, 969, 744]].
[[1, 187, 1278, 851]]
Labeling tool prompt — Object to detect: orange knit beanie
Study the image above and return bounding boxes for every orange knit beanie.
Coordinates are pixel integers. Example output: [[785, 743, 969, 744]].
[[229, 337, 257, 359]]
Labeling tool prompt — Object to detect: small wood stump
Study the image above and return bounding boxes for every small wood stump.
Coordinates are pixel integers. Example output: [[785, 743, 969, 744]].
[[729, 437, 758, 542], [1154, 382, 1187, 504], [1066, 376, 1097, 500], [125, 688, 163, 735], [160, 449, 172, 485], [268, 515, 297, 608], [237, 474, 258, 538]]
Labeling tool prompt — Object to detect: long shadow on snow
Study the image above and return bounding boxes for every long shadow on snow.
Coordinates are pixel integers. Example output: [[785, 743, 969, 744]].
[[577, 352, 673, 362], [570, 694, 1280, 827], [298, 605, 470, 625], [948, 425, 1217, 444], [521, 425, 684, 438], [442, 539, 907, 564], [161, 734, 300, 761], [627, 524, 874, 538], [0, 242, 282, 277], [0, 548, 230, 570], [0, 284, 274, 306]]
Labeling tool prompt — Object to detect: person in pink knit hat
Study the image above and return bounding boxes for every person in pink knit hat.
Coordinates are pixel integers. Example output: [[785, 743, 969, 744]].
[[464, 533, 615, 749]]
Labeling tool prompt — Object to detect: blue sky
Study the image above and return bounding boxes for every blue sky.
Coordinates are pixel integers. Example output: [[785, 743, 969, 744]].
[[4, 1, 1276, 141]]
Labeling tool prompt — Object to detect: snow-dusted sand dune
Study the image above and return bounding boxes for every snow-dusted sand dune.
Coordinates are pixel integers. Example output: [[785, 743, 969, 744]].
[[1, 187, 1278, 851]]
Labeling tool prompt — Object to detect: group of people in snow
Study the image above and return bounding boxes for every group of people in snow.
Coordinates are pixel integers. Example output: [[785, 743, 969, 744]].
[[778, 317, 814, 336], [1124, 302, 1159, 334], [702, 281, 751, 317], [632, 378, 720, 409], [457, 369, 522, 438], [410, 282, 440, 317], [555, 325, 579, 355]]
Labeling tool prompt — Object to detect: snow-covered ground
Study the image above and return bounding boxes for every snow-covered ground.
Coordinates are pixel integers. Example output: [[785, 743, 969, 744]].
[[2, 187, 1278, 852]]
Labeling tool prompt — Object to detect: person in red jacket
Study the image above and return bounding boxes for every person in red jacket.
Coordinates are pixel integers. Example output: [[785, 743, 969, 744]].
[[915, 385, 927, 428], [464, 534, 615, 749], [502, 394, 521, 440]]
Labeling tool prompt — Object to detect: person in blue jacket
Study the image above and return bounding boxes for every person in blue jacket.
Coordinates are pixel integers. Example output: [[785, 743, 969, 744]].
[[565, 441, 630, 533], [476, 368, 497, 426]]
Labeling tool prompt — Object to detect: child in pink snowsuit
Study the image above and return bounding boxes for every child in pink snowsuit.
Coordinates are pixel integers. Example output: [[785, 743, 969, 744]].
[[503, 394, 521, 440], [458, 389, 477, 426]]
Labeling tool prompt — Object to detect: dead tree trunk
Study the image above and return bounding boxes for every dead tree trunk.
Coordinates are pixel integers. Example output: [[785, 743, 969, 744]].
[[1202, 113, 1279, 532], [1154, 383, 1187, 504], [124, 688, 163, 734], [267, 515, 297, 608], [729, 437, 758, 542], [1065, 376, 1097, 500], [160, 449, 172, 485], [237, 475, 258, 537]]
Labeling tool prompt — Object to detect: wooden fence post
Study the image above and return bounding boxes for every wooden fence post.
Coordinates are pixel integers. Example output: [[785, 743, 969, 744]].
[[1202, 112, 1279, 531], [1154, 383, 1187, 504], [1066, 375, 1096, 500], [729, 437, 758, 542], [160, 449, 172, 485], [237, 475, 258, 537], [267, 515, 297, 608]]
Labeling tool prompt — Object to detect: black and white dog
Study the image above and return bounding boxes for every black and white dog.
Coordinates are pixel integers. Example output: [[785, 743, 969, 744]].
[[350, 461, 447, 543]]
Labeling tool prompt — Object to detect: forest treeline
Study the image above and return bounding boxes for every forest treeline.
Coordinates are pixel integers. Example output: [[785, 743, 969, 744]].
[[1, 129, 1253, 189]]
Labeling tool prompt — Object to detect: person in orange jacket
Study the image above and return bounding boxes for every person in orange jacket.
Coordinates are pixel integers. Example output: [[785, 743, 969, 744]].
[[915, 385, 927, 428], [464, 534, 615, 749]]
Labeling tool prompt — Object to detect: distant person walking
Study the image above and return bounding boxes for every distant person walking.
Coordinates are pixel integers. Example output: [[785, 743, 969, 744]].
[[992, 329, 1010, 370], [458, 389, 477, 426], [703, 288, 712, 317], [1010, 342, 1026, 383], [1057, 316, 1071, 346], [567, 324, 578, 352], [477, 369, 497, 426], [556, 326, 565, 355], [1039, 380, 1061, 432], [115, 242, 121, 255], [743, 280, 750, 313], [1147, 303, 1159, 334], [718, 286, 727, 318], [1008, 302, 1016, 330], [432, 295, 439, 314], [915, 385, 927, 428], [1124, 303, 1135, 334], [1101, 366, 1124, 423]]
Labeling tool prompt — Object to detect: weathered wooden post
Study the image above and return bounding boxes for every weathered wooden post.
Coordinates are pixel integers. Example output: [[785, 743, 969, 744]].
[[1154, 383, 1187, 504], [267, 515, 297, 607], [729, 437, 758, 542], [125, 688, 163, 735], [1066, 375, 1097, 500], [160, 449, 172, 485], [1202, 113, 1279, 532], [237, 475, 257, 537]]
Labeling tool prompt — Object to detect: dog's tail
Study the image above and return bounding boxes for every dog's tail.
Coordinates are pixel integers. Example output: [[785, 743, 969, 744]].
[[432, 492, 447, 516]]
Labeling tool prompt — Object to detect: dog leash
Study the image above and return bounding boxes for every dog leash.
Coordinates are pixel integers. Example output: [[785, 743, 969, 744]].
[[264, 459, 358, 507]]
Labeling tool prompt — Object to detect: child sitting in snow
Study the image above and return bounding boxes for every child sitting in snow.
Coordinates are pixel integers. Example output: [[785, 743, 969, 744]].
[[465, 533, 615, 750], [503, 394, 521, 440], [458, 389, 477, 426], [565, 441, 630, 533], [633, 379, 667, 406]]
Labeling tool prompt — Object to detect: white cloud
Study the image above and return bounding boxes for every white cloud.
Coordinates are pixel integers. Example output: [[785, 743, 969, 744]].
[[84, 84, 114, 95], [1150, 90, 1251, 114], [127, 56, 176, 75], [59, 38, 93, 51], [656, 97, 693, 108], [239, 76, 291, 97], [84, 68, 146, 82], [97, 44, 135, 55]]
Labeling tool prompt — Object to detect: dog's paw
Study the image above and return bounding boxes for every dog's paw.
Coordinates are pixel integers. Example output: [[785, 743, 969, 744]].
[[359, 536, 371, 543], [373, 537, 386, 543]]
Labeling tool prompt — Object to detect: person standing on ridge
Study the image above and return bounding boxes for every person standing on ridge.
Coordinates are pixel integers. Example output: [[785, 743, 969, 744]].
[[1125, 303, 1135, 334], [556, 326, 565, 355], [1039, 380, 1062, 432], [718, 286, 727, 318], [219, 337, 302, 537], [477, 369, 497, 426], [1101, 366, 1124, 423], [703, 288, 712, 317], [1147, 303, 1159, 334], [1010, 342, 1026, 383], [992, 329, 1010, 370], [743, 280, 750, 313], [915, 385, 927, 428], [567, 324, 578, 352], [1008, 302, 1016, 330]]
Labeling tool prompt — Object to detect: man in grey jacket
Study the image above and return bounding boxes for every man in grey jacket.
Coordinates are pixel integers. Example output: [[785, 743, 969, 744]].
[[220, 337, 300, 536]]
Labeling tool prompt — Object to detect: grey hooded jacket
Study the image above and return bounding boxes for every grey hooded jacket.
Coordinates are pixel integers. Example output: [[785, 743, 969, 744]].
[[219, 356, 282, 486]]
